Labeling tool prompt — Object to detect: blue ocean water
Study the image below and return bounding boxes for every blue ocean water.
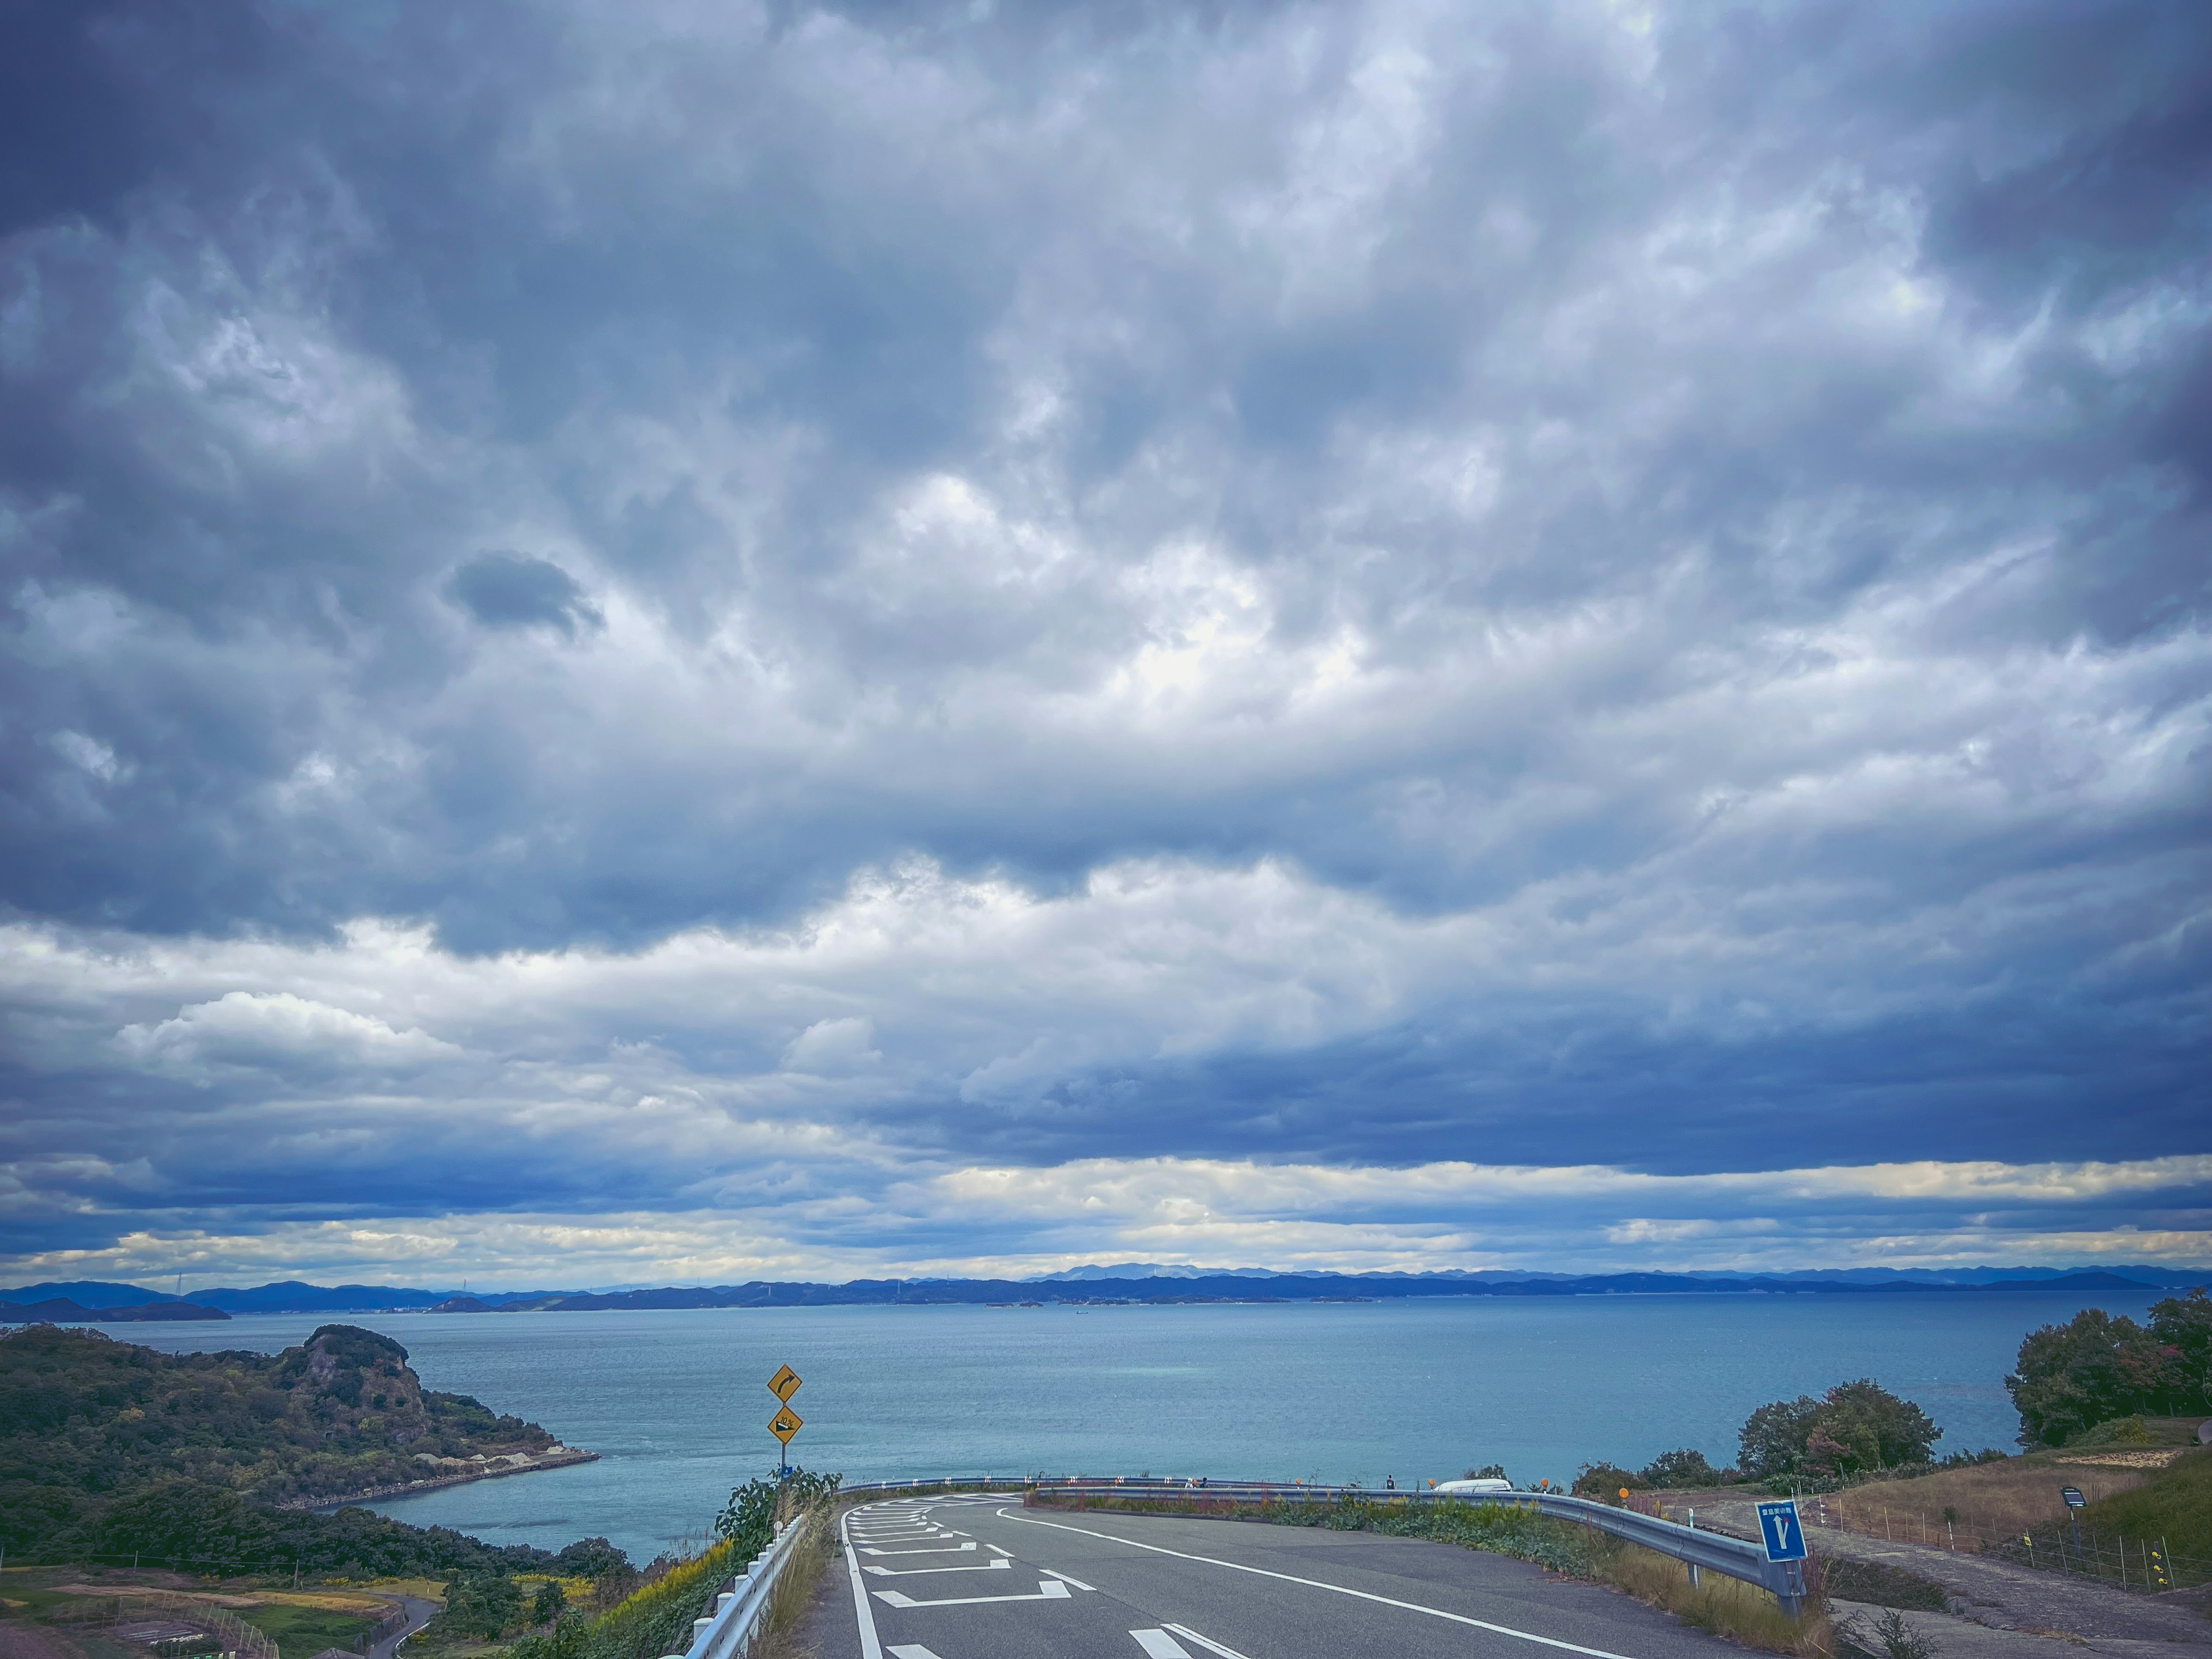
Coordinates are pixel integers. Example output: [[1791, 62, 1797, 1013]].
[[108, 1289, 2160, 1566]]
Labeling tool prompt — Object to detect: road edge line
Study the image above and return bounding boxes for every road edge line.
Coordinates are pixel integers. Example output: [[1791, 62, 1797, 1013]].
[[995, 1508, 1637, 1659]]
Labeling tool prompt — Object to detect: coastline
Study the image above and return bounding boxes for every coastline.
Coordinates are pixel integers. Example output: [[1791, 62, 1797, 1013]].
[[283, 1447, 600, 1512]]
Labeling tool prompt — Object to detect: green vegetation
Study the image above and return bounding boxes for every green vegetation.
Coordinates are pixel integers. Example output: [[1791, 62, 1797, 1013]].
[[234, 1600, 382, 1659], [1737, 1380, 1941, 1486], [1, 1321, 558, 1540], [2077, 1444, 2212, 1559], [2006, 1288, 2212, 1446], [0, 1323, 625, 1582]]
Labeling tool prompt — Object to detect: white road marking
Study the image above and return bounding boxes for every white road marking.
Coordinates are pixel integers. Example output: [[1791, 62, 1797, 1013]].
[[1131, 1632, 1191, 1658], [887, 1648, 944, 1659], [996, 1509, 1639, 1659], [1164, 1623, 1253, 1659], [872, 1580, 1072, 1609], [1040, 1568, 1098, 1591], [860, 1543, 978, 1556], [862, 1559, 1013, 1577], [840, 1508, 886, 1659]]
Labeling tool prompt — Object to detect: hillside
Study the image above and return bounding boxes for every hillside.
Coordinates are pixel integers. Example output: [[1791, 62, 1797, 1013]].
[[0, 1321, 573, 1544]]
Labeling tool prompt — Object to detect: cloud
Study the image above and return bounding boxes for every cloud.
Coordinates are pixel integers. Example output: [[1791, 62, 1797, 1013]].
[[113, 991, 461, 1075], [446, 553, 604, 639], [0, 0, 2206, 1281]]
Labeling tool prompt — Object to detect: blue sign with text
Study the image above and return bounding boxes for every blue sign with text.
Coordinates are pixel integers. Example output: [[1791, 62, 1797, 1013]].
[[1756, 1499, 1808, 1562]]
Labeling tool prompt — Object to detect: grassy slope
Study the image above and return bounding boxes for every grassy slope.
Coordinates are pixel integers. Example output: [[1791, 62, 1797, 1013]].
[[235, 1602, 380, 1659], [2079, 1445, 2212, 1558]]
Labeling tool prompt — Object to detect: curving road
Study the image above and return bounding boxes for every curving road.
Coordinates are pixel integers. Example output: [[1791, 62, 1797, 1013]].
[[367, 1595, 440, 1659], [808, 1495, 1745, 1659]]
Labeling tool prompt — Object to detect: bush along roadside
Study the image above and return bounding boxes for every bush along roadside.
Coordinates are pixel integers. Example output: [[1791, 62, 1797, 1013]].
[[505, 1467, 844, 1659]]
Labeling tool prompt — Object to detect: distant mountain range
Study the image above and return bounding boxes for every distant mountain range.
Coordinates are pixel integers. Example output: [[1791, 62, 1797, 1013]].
[[2, 1263, 2200, 1319]]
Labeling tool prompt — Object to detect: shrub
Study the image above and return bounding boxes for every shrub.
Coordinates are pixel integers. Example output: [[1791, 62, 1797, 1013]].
[[1571, 1463, 1646, 1498], [578, 1539, 738, 1659], [1738, 1381, 1938, 1480], [2008, 1307, 2186, 1446], [1641, 1449, 1719, 1488]]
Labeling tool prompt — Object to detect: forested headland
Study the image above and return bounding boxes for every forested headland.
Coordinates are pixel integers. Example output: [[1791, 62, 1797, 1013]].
[[0, 1322, 613, 1577]]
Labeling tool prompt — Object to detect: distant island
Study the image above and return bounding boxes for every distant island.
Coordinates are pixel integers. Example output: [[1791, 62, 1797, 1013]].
[[5, 1264, 2196, 1319]]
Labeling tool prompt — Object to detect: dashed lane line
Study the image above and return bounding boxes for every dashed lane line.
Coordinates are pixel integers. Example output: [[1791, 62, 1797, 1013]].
[[995, 1509, 1639, 1659], [1131, 1633, 1191, 1659]]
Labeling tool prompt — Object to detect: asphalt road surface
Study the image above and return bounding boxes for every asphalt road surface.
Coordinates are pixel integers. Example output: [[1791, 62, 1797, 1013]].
[[810, 1495, 1746, 1659]]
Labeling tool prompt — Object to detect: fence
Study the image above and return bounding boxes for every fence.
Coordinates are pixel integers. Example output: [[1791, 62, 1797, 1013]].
[[1988, 1520, 2202, 1593], [658, 1514, 813, 1659], [50, 1592, 283, 1659], [1650, 1486, 2212, 1595]]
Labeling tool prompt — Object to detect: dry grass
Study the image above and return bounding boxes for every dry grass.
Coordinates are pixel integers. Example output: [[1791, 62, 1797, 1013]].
[[1592, 1539, 1834, 1658], [1823, 1457, 2148, 1549], [747, 1506, 838, 1659]]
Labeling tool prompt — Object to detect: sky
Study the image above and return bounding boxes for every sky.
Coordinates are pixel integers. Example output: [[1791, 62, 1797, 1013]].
[[1, 0, 2207, 1291]]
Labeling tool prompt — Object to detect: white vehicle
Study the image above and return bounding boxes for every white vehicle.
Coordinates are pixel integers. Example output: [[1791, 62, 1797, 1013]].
[[1433, 1476, 1513, 1494]]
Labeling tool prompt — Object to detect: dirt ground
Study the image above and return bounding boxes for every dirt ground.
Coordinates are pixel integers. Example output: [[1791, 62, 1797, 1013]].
[[1698, 1494, 2212, 1649]]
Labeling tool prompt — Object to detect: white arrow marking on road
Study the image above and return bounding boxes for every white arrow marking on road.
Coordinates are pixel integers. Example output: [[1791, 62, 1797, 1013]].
[[997, 1509, 1638, 1659], [872, 1580, 1071, 1609], [1164, 1623, 1253, 1659], [1131, 1633, 1191, 1658]]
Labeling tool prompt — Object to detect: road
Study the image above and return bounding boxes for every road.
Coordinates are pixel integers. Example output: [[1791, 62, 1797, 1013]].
[[809, 1495, 1746, 1659], [367, 1594, 440, 1659]]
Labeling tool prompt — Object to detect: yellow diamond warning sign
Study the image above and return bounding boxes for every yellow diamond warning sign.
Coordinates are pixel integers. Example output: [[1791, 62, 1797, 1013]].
[[768, 1365, 801, 1403], [769, 1405, 803, 1444]]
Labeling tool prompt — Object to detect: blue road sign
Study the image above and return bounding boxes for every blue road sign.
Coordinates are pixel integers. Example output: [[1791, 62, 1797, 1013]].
[[1757, 1499, 1808, 1562], [2061, 1486, 2085, 1509]]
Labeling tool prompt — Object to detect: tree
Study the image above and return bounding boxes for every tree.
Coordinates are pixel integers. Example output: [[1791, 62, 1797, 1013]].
[[2008, 1308, 2185, 1446], [2149, 1289, 2212, 1412], [445, 1575, 522, 1641], [1803, 1380, 1940, 1476], [1738, 1381, 1940, 1479], [1463, 1464, 1508, 1480], [532, 1580, 567, 1626], [1640, 1448, 1719, 1488], [1571, 1462, 1645, 1498], [1739, 1395, 1825, 1480]]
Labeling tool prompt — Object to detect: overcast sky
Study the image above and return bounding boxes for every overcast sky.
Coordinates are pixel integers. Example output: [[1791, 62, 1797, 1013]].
[[2, 1, 2207, 1290]]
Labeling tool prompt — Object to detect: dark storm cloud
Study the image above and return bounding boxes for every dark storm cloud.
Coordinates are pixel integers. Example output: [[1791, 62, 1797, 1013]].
[[447, 554, 602, 638], [0, 0, 2207, 1279]]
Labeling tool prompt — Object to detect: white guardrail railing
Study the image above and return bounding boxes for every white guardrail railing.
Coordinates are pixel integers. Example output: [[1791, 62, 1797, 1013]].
[[662, 1513, 813, 1659], [1020, 1479, 1811, 1616]]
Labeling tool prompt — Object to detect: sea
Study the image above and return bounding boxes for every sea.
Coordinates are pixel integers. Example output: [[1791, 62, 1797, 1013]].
[[102, 1287, 2162, 1567]]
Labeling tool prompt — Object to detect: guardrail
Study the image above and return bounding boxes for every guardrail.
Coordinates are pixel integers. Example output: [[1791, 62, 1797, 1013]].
[[664, 1514, 813, 1659], [1027, 1479, 1809, 1615], [839, 1476, 1031, 1496]]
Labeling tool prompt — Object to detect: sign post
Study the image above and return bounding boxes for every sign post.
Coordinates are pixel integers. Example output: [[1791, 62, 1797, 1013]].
[[1756, 1498, 1809, 1618], [767, 1365, 803, 1476], [2062, 1485, 2085, 1558]]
